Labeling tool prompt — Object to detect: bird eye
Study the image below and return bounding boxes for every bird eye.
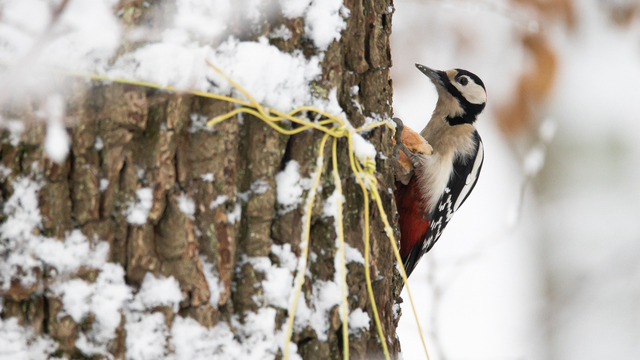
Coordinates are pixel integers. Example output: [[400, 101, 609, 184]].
[[458, 77, 468, 86]]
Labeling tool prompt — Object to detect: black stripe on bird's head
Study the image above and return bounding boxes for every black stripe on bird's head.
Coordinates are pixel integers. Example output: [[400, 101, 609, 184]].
[[416, 64, 487, 126]]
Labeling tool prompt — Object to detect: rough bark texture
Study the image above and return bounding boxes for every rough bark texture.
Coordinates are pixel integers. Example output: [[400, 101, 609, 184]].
[[0, 0, 401, 359]]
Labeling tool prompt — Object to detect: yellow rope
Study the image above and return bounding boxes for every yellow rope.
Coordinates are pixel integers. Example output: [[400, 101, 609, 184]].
[[360, 160, 432, 360], [207, 107, 341, 136], [205, 60, 273, 121], [283, 132, 331, 360], [2, 59, 432, 360], [333, 137, 350, 360], [347, 135, 391, 360]]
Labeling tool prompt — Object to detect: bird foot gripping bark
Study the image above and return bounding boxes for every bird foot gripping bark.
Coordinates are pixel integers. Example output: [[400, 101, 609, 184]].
[[391, 118, 432, 185]]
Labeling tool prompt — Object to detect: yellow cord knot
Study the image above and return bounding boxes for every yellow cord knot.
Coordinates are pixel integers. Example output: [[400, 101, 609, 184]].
[[363, 158, 376, 174], [332, 125, 350, 137]]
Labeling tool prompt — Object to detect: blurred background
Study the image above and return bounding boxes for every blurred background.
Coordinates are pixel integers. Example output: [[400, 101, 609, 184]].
[[392, 0, 640, 359]]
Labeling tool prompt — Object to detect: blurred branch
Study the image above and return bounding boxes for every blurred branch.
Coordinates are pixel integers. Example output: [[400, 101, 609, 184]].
[[397, 0, 541, 32], [50, 0, 71, 25]]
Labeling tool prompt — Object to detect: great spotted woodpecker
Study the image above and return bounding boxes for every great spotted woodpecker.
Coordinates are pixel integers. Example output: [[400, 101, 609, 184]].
[[394, 64, 486, 277]]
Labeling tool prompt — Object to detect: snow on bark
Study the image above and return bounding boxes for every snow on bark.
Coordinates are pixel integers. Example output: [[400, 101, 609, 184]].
[[177, 194, 196, 220], [275, 160, 315, 214], [43, 94, 70, 163], [0, 318, 57, 360], [0, 0, 401, 358], [0, 178, 108, 290], [126, 188, 154, 225], [348, 308, 371, 336]]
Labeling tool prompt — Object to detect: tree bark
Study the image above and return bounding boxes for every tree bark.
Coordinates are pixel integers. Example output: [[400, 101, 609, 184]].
[[0, 1, 401, 359]]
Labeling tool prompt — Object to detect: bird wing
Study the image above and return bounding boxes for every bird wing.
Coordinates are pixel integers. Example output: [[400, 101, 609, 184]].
[[402, 131, 484, 277]]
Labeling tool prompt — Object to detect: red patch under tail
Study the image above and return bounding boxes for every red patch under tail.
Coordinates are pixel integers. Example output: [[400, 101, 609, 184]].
[[395, 177, 429, 260]]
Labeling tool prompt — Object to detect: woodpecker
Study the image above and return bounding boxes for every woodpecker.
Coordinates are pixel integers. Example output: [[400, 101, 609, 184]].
[[394, 64, 486, 277]]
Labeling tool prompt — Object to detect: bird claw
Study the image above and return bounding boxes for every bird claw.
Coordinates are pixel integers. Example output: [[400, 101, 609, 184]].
[[408, 152, 423, 169], [392, 118, 406, 161], [392, 117, 423, 168]]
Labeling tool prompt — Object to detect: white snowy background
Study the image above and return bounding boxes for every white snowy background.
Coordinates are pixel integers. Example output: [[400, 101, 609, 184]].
[[393, 0, 640, 359], [1, 0, 640, 359]]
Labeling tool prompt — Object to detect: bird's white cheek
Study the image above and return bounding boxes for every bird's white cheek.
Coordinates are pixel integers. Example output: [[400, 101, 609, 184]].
[[453, 83, 486, 105], [466, 87, 487, 104]]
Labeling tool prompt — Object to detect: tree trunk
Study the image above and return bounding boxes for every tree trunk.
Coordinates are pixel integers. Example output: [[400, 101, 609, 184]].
[[0, 1, 401, 359]]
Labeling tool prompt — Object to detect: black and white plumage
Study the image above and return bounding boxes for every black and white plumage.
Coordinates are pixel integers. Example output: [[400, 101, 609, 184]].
[[396, 64, 486, 277]]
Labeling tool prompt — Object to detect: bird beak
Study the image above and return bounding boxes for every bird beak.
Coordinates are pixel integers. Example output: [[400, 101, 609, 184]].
[[415, 64, 445, 88]]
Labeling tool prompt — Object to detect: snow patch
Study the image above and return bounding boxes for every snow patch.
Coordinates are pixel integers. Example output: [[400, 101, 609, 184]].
[[275, 160, 314, 214], [94, 136, 104, 150], [188, 113, 214, 133], [351, 132, 377, 163], [99, 179, 109, 192], [177, 194, 196, 219], [44, 94, 70, 163], [280, 0, 312, 18], [125, 312, 169, 360], [227, 202, 242, 224], [170, 310, 303, 360], [280, 0, 348, 51], [246, 256, 294, 309], [210, 195, 228, 209], [304, 0, 348, 51], [132, 273, 183, 313], [292, 280, 342, 341], [393, 302, 401, 321], [348, 308, 370, 335], [51, 263, 132, 347], [344, 244, 365, 264], [201, 172, 214, 182], [271, 243, 298, 272], [52, 279, 93, 322], [0, 177, 42, 243], [34, 230, 109, 275], [322, 189, 345, 218], [75, 333, 108, 357], [0, 318, 57, 360], [123, 274, 183, 360], [208, 37, 324, 113], [0, 178, 108, 292], [200, 256, 224, 306], [172, 316, 235, 360], [174, 0, 231, 40], [0, 117, 25, 147], [107, 35, 329, 114], [269, 25, 292, 40], [110, 39, 208, 90], [250, 179, 270, 195], [126, 188, 153, 225]]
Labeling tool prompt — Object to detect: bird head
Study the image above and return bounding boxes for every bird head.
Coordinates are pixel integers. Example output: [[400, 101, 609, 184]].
[[415, 64, 486, 126]]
